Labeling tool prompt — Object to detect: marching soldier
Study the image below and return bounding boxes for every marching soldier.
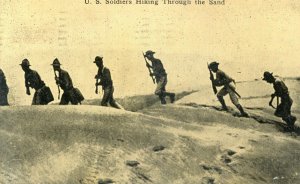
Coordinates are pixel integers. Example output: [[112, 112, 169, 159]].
[[144, 50, 175, 104], [262, 71, 297, 127], [0, 68, 9, 106], [94, 56, 121, 109], [20, 59, 53, 105], [52, 58, 84, 105], [208, 61, 248, 117]]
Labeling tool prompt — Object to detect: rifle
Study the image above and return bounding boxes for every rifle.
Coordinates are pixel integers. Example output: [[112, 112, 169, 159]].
[[95, 78, 99, 94], [269, 94, 279, 109], [226, 84, 241, 98], [53, 70, 60, 100], [142, 52, 155, 84], [208, 63, 217, 94]]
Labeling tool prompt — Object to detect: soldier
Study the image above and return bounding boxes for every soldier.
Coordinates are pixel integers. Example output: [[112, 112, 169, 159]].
[[52, 58, 84, 105], [0, 68, 9, 106], [94, 56, 121, 109], [20, 59, 53, 105], [208, 61, 248, 117], [262, 71, 297, 127], [144, 50, 175, 104]]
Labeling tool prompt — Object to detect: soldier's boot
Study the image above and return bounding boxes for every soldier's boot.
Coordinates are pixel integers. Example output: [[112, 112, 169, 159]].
[[159, 95, 167, 105], [164, 92, 176, 103], [169, 93, 176, 103], [217, 96, 228, 111], [236, 104, 249, 117], [284, 115, 296, 127]]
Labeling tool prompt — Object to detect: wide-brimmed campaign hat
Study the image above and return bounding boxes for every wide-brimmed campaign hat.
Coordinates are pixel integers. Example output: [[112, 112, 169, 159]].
[[262, 71, 273, 80], [209, 61, 219, 68], [93, 56, 103, 63], [20, 59, 31, 67], [51, 58, 61, 66], [145, 50, 155, 56]]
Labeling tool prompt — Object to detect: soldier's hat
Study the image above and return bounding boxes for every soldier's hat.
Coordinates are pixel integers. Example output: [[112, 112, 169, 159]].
[[262, 71, 273, 80], [93, 56, 103, 63], [209, 61, 219, 68], [145, 50, 155, 56], [51, 58, 61, 66], [20, 59, 31, 67]]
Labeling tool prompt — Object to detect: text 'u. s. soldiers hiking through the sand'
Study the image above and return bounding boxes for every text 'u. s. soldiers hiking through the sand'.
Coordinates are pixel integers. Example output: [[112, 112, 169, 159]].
[[94, 56, 122, 109], [52, 58, 84, 105], [0, 68, 9, 106], [208, 61, 248, 117], [263, 71, 297, 127], [144, 50, 175, 105], [20, 59, 54, 105]]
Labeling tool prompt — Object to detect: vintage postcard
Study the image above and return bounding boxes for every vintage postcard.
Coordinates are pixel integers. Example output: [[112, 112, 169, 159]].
[[0, 0, 299, 183]]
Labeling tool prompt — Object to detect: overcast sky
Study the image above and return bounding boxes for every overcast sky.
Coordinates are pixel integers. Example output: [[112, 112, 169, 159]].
[[0, 0, 299, 105]]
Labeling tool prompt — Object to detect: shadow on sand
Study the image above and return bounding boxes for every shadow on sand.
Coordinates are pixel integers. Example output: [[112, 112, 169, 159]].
[[182, 103, 300, 136]]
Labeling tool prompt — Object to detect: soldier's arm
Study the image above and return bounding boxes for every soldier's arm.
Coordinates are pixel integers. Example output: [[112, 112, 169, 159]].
[[273, 81, 284, 96], [0, 70, 6, 84], [213, 71, 233, 86], [146, 62, 152, 68], [100, 68, 112, 86], [63, 72, 72, 89], [24, 74, 30, 95], [212, 72, 224, 86]]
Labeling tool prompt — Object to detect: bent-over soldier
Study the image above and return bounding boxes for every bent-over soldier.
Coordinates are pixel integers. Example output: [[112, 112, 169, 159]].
[[263, 71, 297, 127], [0, 68, 9, 106], [144, 50, 175, 104], [209, 61, 248, 117], [52, 58, 84, 105], [94, 56, 121, 109], [20, 59, 53, 105]]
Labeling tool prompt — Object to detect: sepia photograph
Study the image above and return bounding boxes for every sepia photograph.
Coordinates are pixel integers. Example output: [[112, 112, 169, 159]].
[[0, 0, 299, 183]]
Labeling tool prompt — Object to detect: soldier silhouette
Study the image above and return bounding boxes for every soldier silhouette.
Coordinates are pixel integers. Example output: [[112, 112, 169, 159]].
[[20, 59, 53, 105], [52, 58, 84, 105], [144, 50, 175, 104]]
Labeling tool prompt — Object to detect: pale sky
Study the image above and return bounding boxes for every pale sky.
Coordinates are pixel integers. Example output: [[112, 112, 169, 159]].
[[0, 0, 299, 105]]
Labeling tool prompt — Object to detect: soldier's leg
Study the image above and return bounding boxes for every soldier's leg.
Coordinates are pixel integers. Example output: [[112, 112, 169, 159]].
[[0, 94, 9, 106], [217, 87, 228, 110], [32, 91, 38, 105], [155, 78, 166, 104], [108, 88, 120, 109], [101, 88, 110, 106], [228, 89, 248, 117], [36, 88, 48, 105], [160, 76, 176, 103], [281, 96, 296, 126], [59, 92, 69, 105], [69, 89, 79, 105]]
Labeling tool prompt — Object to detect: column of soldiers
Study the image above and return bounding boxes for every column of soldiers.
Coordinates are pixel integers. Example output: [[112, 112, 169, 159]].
[[0, 50, 297, 128]]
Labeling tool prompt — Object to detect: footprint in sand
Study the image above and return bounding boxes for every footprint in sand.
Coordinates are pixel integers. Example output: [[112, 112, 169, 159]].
[[225, 149, 237, 156], [98, 178, 114, 184], [221, 155, 232, 164], [200, 163, 223, 174], [220, 149, 238, 164], [201, 176, 215, 184], [152, 145, 165, 152]]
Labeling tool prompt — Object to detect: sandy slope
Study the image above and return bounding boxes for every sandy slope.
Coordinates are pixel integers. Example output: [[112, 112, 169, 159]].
[[0, 80, 300, 184]]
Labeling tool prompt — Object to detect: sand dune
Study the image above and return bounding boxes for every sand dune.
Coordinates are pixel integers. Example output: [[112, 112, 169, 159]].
[[1, 80, 300, 184]]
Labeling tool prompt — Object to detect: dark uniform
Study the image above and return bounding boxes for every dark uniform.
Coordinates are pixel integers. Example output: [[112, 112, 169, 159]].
[[209, 61, 248, 117], [215, 69, 239, 107], [94, 56, 120, 109], [145, 50, 175, 104], [52, 59, 84, 105], [0, 69, 9, 106], [57, 69, 77, 105], [20, 59, 53, 105], [263, 71, 296, 126]]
